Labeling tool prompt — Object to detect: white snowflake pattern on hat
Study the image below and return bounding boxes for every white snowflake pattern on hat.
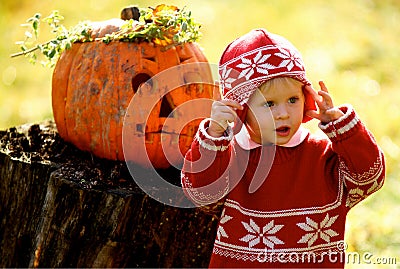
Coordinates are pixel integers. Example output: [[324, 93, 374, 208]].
[[275, 48, 305, 71], [236, 51, 274, 80], [220, 67, 236, 91]]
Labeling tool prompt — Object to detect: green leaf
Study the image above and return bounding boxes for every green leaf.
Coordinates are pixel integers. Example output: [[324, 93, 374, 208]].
[[48, 49, 56, 58], [182, 21, 188, 32], [33, 21, 38, 31]]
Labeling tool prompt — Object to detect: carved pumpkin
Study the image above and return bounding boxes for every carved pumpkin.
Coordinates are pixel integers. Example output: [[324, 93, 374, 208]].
[[52, 6, 214, 168]]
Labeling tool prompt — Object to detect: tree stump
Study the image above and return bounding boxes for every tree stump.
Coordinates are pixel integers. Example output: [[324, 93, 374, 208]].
[[0, 121, 221, 268]]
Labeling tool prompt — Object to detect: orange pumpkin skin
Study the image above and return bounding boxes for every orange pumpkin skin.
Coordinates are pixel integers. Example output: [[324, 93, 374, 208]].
[[52, 20, 213, 168]]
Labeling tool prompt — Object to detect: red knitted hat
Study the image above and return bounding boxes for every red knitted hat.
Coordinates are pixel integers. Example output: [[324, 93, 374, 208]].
[[218, 28, 317, 132]]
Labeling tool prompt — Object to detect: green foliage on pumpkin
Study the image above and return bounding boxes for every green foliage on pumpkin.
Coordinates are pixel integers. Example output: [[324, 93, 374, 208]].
[[11, 4, 202, 67]]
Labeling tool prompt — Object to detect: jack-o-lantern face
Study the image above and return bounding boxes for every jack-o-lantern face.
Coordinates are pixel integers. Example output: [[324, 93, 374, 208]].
[[52, 13, 214, 168]]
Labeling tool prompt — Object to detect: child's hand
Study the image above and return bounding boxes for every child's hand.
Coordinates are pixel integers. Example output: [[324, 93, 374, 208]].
[[208, 88, 243, 137], [304, 81, 344, 124]]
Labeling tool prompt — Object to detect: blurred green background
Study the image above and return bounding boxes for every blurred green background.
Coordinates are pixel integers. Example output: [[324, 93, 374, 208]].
[[1, 0, 399, 268]]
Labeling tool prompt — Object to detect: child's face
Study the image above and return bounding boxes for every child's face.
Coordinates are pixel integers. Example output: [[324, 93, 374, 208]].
[[245, 77, 305, 146]]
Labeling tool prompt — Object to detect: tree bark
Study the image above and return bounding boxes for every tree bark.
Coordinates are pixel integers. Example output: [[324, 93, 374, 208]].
[[0, 122, 221, 268]]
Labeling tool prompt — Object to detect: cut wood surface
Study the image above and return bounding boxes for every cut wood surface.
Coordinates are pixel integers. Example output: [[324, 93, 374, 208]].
[[0, 121, 220, 268]]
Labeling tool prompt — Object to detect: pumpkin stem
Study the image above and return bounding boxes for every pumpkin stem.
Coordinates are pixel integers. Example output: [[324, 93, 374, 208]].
[[121, 6, 140, 21]]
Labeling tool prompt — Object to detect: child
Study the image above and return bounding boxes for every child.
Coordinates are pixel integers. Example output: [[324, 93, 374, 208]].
[[181, 28, 385, 268]]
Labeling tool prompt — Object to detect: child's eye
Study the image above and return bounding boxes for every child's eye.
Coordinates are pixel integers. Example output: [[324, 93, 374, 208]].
[[264, 101, 274, 107], [288, 97, 299, 104]]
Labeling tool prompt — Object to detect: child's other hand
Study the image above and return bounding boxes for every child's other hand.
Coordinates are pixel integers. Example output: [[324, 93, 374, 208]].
[[208, 87, 243, 137], [304, 81, 344, 124]]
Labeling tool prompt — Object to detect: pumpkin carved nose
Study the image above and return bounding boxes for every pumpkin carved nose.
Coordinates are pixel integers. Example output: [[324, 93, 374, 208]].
[[159, 95, 175, 118]]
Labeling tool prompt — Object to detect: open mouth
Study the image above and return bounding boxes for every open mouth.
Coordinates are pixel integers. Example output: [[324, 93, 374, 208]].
[[275, 126, 291, 137]]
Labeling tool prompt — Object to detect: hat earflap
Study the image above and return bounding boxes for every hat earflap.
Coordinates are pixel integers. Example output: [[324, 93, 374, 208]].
[[302, 85, 317, 123]]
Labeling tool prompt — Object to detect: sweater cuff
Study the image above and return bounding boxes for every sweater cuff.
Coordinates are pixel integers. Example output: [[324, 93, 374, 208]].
[[196, 118, 233, 152], [319, 105, 360, 141]]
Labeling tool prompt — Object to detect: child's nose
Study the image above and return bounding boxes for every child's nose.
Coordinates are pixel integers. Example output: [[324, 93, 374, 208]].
[[274, 105, 289, 120]]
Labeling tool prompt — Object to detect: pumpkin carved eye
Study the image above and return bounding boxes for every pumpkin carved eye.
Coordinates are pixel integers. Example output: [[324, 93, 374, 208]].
[[131, 73, 152, 94]]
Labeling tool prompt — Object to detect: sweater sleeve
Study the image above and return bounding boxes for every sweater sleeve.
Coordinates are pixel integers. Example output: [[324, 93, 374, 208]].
[[181, 118, 234, 208], [319, 105, 385, 209]]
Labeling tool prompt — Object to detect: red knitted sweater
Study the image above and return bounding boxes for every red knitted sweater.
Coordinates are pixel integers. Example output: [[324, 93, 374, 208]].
[[181, 105, 385, 268]]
